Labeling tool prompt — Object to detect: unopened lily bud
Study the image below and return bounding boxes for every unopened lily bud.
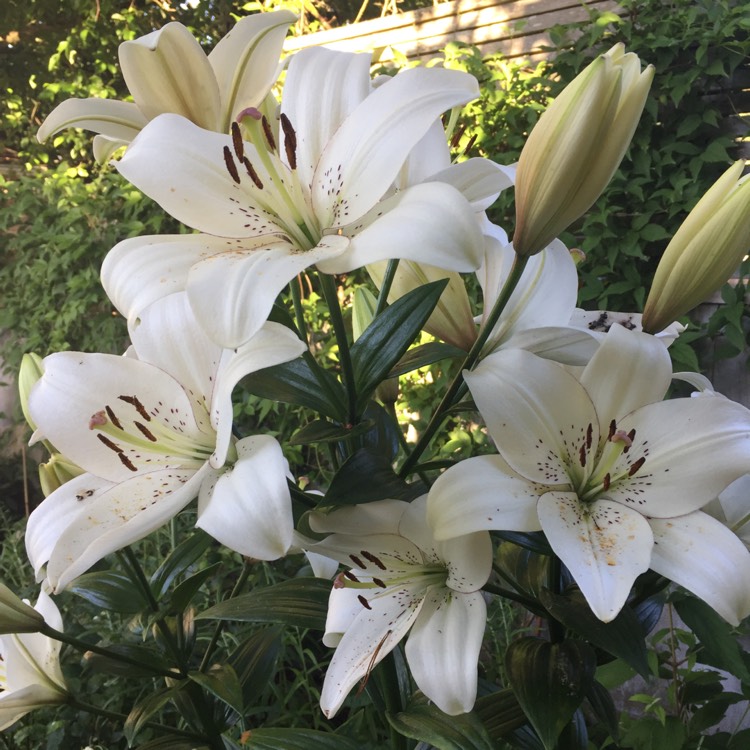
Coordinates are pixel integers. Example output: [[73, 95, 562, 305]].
[[367, 261, 477, 351], [0, 584, 45, 634], [642, 160, 750, 333], [513, 44, 654, 257], [39, 453, 85, 497], [18, 353, 44, 431]]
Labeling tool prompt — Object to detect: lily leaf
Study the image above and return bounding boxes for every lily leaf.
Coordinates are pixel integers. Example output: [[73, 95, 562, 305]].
[[540, 589, 651, 678], [505, 637, 596, 750], [124, 686, 182, 746], [325, 448, 421, 506], [167, 562, 222, 614], [69, 571, 149, 613], [387, 341, 466, 378], [83, 643, 177, 678], [674, 595, 750, 682], [473, 688, 527, 742], [387, 693, 493, 750], [289, 419, 374, 446], [150, 530, 213, 598], [240, 728, 359, 749], [243, 356, 347, 421], [189, 663, 244, 717], [228, 626, 282, 707], [196, 578, 331, 630], [350, 279, 447, 411]]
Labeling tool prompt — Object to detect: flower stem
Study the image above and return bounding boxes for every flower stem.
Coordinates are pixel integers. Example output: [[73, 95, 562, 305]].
[[320, 272, 358, 424], [39, 623, 183, 679], [375, 259, 399, 316], [399, 253, 529, 477], [290, 274, 308, 347]]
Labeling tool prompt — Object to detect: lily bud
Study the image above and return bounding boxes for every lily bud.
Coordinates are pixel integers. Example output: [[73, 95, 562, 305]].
[[0, 584, 45, 634], [18, 353, 44, 431], [513, 44, 654, 257], [642, 160, 750, 333], [39, 453, 85, 497]]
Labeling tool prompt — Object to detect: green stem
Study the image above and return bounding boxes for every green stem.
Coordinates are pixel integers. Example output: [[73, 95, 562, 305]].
[[320, 272, 358, 424], [199, 559, 254, 672], [385, 401, 432, 489], [290, 276, 309, 347], [482, 582, 544, 613], [67, 697, 204, 741], [399, 254, 529, 478], [547, 554, 565, 644], [40, 624, 182, 679], [375, 259, 399, 316]]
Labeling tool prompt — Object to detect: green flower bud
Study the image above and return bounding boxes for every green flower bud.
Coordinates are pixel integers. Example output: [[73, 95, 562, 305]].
[[0, 584, 45, 634], [513, 44, 654, 257], [18, 353, 44, 431], [642, 160, 750, 333]]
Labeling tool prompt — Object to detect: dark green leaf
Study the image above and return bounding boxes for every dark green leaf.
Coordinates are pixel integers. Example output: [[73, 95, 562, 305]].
[[473, 688, 527, 742], [150, 530, 213, 598], [674, 596, 750, 682], [228, 626, 282, 707], [136, 738, 206, 750], [387, 693, 493, 750], [242, 356, 346, 421], [241, 728, 360, 749], [83, 643, 177, 678], [325, 448, 421, 505], [69, 571, 149, 614], [124, 686, 182, 746], [505, 637, 596, 750], [289, 419, 374, 446], [387, 341, 466, 377], [493, 531, 552, 556], [584, 680, 619, 740], [189, 664, 244, 716], [167, 562, 222, 613], [540, 589, 650, 678], [195, 578, 331, 630], [496, 544, 550, 600], [350, 279, 448, 410]]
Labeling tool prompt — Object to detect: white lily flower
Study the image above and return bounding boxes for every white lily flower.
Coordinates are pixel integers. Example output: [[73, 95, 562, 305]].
[[428, 324, 750, 623], [101, 47, 484, 348], [26, 295, 305, 592], [0, 591, 67, 730], [706, 474, 750, 548], [305, 495, 491, 717], [37, 11, 296, 159]]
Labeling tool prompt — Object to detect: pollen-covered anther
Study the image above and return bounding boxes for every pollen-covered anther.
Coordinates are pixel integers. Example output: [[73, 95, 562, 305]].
[[134, 422, 158, 442], [360, 550, 387, 571], [280, 113, 297, 170], [261, 115, 277, 152], [89, 410, 108, 429], [118, 395, 151, 421], [230, 121, 245, 161], [105, 405, 122, 429], [344, 570, 360, 583], [628, 456, 646, 476], [223, 146, 241, 185], [358, 594, 372, 610], [242, 157, 263, 190]]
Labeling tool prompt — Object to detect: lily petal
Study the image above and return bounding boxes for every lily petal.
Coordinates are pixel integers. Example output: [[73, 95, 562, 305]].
[[405, 589, 486, 714], [313, 66, 479, 227], [650, 511, 750, 625], [45, 466, 210, 592], [538, 492, 653, 622], [186, 235, 348, 348], [319, 182, 482, 274], [428, 158, 514, 212], [281, 47, 372, 192], [196, 436, 293, 559], [119, 23, 221, 129], [37, 99, 147, 144], [465, 349, 599, 486], [428, 455, 542, 541], [209, 10, 296, 131]]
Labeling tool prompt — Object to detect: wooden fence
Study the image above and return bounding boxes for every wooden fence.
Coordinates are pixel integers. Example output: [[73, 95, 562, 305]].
[[283, 0, 619, 63]]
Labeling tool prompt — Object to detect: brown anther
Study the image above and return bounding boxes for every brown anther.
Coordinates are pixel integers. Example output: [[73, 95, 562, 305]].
[[344, 570, 360, 583], [242, 157, 264, 189], [586, 423, 593, 450], [118, 453, 138, 472], [261, 115, 277, 152], [105, 405, 122, 430], [607, 419, 617, 440], [134, 422, 158, 442], [462, 133, 477, 155], [118, 395, 151, 421], [579, 443, 587, 467], [89, 410, 108, 430], [357, 594, 372, 610], [349, 554, 365, 568], [230, 122, 245, 161], [280, 113, 297, 170], [628, 457, 646, 476], [449, 124, 466, 150], [360, 550, 387, 571], [97, 433, 123, 453], [372, 577, 387, 589], [624, 428, 636, 453], [223, 146, 241, 184]]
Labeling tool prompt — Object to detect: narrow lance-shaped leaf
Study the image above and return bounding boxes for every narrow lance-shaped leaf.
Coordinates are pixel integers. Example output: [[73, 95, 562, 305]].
[[350, 279, 448, 411]]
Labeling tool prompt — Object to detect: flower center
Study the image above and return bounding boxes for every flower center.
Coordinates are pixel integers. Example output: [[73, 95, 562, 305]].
[[221, 110, 321, 251], [88, 394, 214, 473], [574, 419, 647, 503]]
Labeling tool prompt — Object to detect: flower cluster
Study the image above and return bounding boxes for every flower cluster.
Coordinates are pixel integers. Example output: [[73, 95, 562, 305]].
[[5, 9, 750, 745]]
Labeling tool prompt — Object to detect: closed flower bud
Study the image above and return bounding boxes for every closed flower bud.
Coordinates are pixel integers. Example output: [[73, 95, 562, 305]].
[[39, 453, 85, 497], [18, 353, 44, 432], [513, 44, 654, 257], [642, 160, 750, 333], [0, 584, 44, 635]]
